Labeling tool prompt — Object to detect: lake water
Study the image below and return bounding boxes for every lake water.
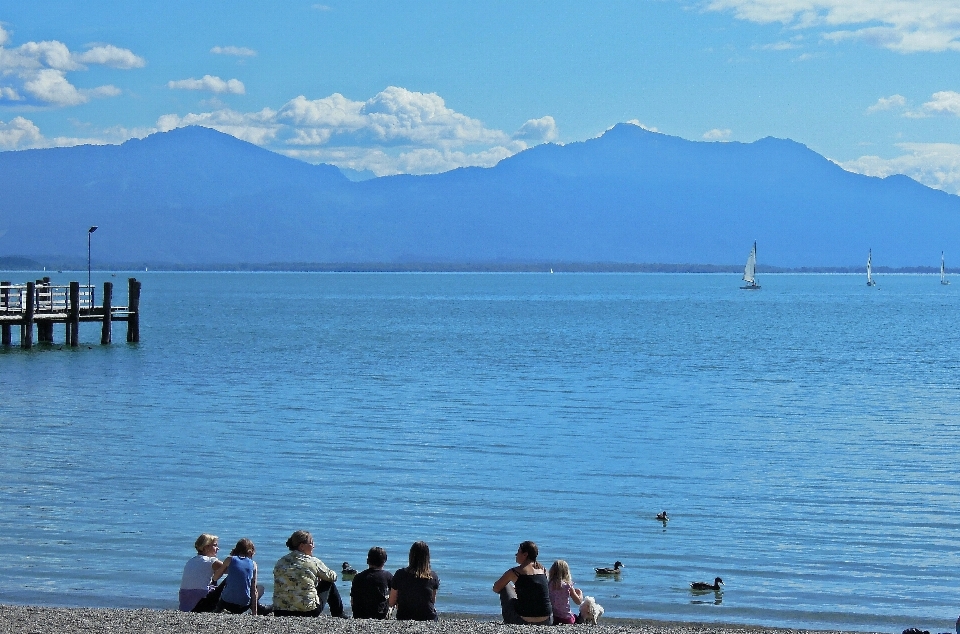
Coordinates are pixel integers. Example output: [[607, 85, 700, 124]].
[[2, 272, 959, 632]]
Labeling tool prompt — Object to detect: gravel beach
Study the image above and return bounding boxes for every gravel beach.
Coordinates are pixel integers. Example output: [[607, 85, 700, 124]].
[[0, 606, 878, 634]]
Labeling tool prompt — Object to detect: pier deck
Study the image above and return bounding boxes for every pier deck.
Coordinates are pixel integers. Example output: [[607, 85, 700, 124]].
[[1, 277, 141, 348]]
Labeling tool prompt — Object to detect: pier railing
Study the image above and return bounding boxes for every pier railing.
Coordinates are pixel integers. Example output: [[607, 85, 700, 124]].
[[0, 277, 141, 348], [0, 283, 97, 314]]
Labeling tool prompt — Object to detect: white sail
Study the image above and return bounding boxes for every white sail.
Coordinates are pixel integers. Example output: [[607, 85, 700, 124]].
[[866, 249, 875, 286], [743, 242, 757, 284]]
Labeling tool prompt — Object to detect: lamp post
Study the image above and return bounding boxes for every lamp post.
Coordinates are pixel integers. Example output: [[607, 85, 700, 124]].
[[88, 226, 98, 307]]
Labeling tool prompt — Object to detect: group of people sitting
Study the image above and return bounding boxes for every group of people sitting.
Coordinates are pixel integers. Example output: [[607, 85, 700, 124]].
[[180, 533, 589, 624]]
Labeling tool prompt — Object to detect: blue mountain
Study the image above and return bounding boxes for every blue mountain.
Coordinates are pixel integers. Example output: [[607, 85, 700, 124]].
[[1, 124, 957, 268]]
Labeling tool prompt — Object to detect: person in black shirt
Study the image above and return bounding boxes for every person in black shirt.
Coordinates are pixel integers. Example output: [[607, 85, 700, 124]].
[[389, 541, 440, 621], [350, 546, 393, 619], [492, 540, 553, 625]]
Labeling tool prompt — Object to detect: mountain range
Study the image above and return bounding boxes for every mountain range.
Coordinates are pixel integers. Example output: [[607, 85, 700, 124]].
[[1, 124, 958, 270]]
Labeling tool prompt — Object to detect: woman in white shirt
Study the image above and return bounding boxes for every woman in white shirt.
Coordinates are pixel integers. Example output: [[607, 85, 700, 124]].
[[179, 533, 228, 611]]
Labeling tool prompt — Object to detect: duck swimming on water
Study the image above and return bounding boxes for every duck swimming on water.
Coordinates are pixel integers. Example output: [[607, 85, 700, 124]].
[[656, 511, 668, 522], [595, 561, 624, 575], [690, 577, 723, 591], [341, 562, 358, 581]]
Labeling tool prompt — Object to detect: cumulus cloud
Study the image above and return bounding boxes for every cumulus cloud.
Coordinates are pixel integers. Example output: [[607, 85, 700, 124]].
[[0, 116, 43, 149], [703, 128, 732, 140], [168, 75, 245, 95], [0, 26, 142, 107], [841, 143, 960, 194], [705, 0, 960, 53], [157, 107, 280, 145], [0, 115, 109, 150], [156, 86, 557, 175], [513, 116, 558, 143], [211, 46, 257, 57], [867, 94, 906, 113], [922, 91, 960, 116], [74, 45, 146, 69]]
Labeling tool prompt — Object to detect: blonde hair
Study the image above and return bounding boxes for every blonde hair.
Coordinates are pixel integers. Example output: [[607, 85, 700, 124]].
[[194, 533, 218, 554], [549, 560, 572, 590]]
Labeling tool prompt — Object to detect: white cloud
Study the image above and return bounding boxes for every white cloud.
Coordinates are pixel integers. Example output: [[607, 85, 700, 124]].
[[922, 91, 960, 116], [167, 75, 245, 95], [156, 86, 556, 176], [705, 0, 960, 53], [840, 142, 960, 194], [0, 26, 142, 107], [276, 86, 518, 148], [312, 4, 333, 10], [23, 69, 85, 106], [626, 119, 659, 132], [157, 108, 280, 145], [513, 116, 558, 143], [703, 128, 732, 140], [0, 116, 42, 149], [867, 94, 906, 113], [74, 45, 146, 69], [211, 46, 257, 57]]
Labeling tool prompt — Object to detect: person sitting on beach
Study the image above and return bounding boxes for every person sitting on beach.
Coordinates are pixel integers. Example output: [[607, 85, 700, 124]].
[[350, 546, 393, 619], [179, 533, 228, 612], [215, 538, 262, 615], [388, 541, 440, 621], [272, 530, 345, 618], [548, 560, 583, 625], [492, 541, 553, 625]]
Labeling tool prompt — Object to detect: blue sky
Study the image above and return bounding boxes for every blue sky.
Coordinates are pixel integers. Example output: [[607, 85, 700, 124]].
[[1, 1, 959, 191]]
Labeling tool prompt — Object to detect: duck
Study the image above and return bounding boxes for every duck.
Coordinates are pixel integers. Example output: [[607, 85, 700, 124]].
[[656, 511, 669, 522], [595, 561, 624, 575], [690, 577, 723, 591], [341, 562, 358, 581]]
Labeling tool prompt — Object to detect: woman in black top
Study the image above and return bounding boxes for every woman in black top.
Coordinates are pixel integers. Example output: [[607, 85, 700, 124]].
[[389, 541, 440, 621], [492, 541, 553, 625]]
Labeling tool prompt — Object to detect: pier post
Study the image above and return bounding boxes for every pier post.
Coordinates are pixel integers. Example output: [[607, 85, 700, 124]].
[[126, 278, 140, 343], [101, 281, 112, 344], [1, 281, 10, 346], [38, 277, 51, 343], [21, 281, 34, 349], [69, 281, 80, 347]]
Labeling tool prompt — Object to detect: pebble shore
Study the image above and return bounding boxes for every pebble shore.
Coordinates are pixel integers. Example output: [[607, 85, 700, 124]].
[[0, 606, 875, 634]]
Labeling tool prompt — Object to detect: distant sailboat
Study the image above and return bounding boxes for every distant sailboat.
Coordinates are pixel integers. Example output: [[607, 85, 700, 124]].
[[741, 241, 760, 290], [866, 249, 876, 287], [942, 252, 950, 285]]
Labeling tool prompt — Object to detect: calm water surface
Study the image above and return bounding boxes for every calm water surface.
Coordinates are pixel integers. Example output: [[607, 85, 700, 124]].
[[2, 272, 959, 632]]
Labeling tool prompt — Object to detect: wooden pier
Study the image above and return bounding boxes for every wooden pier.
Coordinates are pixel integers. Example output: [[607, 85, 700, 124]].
[[0, 277, 141, 349]]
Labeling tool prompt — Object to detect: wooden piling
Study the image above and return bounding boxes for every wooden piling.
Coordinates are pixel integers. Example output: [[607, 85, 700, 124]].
[[126, 278, 140, 343], [1, 281, 10, 346], [21, 281, 34, 349], [38, 278, 52, 343], [101, 281, 113, 344], [69, 281, 80, 347]]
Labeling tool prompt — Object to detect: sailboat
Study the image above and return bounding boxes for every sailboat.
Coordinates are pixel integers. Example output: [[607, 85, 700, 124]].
[[741, 241, 760, 290], [941, 252, 950, 285], [866, 249, 876, 286]]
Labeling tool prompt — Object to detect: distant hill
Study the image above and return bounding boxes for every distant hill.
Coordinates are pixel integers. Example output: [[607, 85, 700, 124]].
[[1, 124, 958, 269]]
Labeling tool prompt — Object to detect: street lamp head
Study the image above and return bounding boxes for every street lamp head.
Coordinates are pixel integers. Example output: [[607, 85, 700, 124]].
[[89, 226, 98, 233]]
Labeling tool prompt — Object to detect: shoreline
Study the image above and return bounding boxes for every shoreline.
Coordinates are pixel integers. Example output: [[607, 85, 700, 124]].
[[0, 605, 884, 634]]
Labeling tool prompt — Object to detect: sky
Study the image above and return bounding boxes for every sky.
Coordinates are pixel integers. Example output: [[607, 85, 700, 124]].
[[1, 0, 959, 191]]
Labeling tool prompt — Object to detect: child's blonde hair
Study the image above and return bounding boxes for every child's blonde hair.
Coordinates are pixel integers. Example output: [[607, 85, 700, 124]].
[[549, 559, 572, 589]]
